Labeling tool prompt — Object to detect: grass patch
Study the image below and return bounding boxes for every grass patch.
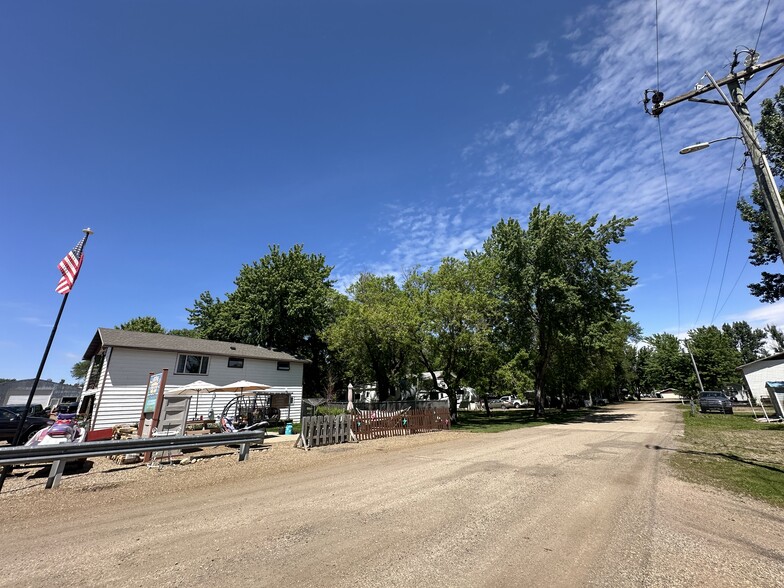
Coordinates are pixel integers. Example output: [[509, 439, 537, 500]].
[[669, 409, 784, 508], [451, 407, 617, 433]]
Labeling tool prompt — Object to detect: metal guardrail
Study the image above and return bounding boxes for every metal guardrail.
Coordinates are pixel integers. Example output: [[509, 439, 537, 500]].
[[0, 430, 266, 490]]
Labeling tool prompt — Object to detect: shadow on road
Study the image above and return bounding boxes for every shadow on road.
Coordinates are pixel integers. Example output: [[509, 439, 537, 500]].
[[645, 444, 784, 475]]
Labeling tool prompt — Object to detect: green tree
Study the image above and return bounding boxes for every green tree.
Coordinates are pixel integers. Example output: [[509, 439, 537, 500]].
[[721, 321, 766, 364], [639, 333, 690, 392], [324, 274, 415, 401], [483, 207, 637, 417], [766, 324, 784, 352], [116, 316, 166, 333], [737, 85, 784, 302], [166, 328, 200, 338], [188, 244, 339, 395], [404, 256, 498, 421], [70, 360, 90, 384], [685, 326, 742, 391]]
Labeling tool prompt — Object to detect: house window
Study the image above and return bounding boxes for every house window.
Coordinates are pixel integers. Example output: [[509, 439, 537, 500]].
[[227, 357, 244, 369], [176, 354, 209, 375], [277, 361, 290, 371]]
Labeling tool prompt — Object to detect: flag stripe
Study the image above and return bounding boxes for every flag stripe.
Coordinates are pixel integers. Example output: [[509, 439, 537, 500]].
[[56, 236, 87, 295]]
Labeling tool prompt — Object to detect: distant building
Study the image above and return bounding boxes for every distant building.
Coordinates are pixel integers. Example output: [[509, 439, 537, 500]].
[[0, 379, 82, 408]]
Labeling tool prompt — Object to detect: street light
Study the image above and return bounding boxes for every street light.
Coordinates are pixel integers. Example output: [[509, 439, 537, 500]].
[[678, 136, 743, 154], [678, 128, 784, 263]]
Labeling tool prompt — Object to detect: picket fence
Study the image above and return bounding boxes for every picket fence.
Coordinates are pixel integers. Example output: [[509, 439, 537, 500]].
[[295, 407, 451, 450]]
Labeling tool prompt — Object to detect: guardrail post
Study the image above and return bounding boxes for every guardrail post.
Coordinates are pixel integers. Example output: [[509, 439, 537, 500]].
[[46, 459, 68, 490], [238, 442, 250, 461]]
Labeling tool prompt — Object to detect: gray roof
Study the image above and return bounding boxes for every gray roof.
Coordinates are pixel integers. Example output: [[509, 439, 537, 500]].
[[737, 351, 784, 370], [84, 328, 306, 363]]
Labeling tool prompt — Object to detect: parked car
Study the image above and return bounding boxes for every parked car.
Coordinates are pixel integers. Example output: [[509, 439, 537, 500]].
[[485, 397, 509, 409], [499, 395, 526, 408], [0, 407, 55, 445], [699, 391, 734, 414]]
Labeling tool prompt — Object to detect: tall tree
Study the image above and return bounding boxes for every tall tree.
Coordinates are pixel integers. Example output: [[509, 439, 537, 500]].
[[737, 85, 784, 302], [324, 274, 415, 401], [766, 324, 784, 352], [483, 207, 637, 417], [404, 256, 498, 421], [640, 333, 690, 392], [70, 360, 90, 384], [188, 244, 339, 395], [116, 316, 166, 333], [721, 321, 766, 364], [686, 326, 742, 391]]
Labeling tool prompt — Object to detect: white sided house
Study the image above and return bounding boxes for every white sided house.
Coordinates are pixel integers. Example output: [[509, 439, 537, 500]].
[[80, 329, 306, 430], [738, 351, 784, 418]]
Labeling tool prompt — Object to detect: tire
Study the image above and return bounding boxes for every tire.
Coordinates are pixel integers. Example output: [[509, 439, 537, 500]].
[[726, 408, 734, 415], [19, 427, 42, 445]]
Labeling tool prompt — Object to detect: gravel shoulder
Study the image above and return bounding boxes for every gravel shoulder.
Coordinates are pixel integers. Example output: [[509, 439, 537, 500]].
[[2, 402, 783, 587]]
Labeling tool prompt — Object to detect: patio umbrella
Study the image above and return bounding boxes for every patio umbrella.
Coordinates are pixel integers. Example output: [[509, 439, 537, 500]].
[[214, 380, 271, 394], [214, 380, 272, 429], [346, 383, 354, 412], [168, 380, 219, 418]]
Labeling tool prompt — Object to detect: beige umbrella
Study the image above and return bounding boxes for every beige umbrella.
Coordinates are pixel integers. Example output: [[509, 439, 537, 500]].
[[347, 383, 354, 412], [168, 380, 219, 418], [214, 380, 271, 394], [214, 380, 272, 430]]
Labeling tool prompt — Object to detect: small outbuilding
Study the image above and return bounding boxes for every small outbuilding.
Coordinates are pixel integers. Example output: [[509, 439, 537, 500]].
[[79, 328, 306, 430]]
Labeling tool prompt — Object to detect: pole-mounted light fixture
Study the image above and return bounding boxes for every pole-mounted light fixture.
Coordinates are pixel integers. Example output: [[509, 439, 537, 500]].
[[679, 136, 743, 154]]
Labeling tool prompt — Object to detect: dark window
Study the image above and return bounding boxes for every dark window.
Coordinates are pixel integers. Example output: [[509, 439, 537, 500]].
[[227, 357, 244, 368], [176, 354, 209, 375], [277, 361, 290, 371]]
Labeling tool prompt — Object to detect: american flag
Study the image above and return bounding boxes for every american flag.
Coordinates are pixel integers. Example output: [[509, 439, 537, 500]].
[[56, 235, 87, 294]]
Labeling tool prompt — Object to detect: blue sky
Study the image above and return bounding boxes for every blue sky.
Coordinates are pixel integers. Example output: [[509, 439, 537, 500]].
[[2, 0, 784, 382]]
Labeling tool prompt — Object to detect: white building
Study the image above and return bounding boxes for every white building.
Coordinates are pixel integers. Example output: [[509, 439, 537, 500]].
[[738, 352, 784, 418], [80, 328, 306, 429]]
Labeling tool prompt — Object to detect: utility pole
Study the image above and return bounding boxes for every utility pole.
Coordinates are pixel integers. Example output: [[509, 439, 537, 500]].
[[683, 339, 703, 416], [644, 51, 784, 259]]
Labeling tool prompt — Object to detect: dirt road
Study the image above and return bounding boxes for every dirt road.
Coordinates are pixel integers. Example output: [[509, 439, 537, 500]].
[[3, 402, 783, 587]]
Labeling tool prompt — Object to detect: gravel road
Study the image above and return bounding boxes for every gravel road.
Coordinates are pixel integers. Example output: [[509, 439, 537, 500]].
[[2, 401, 783, 587]]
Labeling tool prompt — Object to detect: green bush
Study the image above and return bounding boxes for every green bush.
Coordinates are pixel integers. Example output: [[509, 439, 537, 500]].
[[315, 406, 347, 416]]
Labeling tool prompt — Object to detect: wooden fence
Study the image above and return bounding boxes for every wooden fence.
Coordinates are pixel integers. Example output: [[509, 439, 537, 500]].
[[295, 407, 451, 450], [296, 413, 354, 450]]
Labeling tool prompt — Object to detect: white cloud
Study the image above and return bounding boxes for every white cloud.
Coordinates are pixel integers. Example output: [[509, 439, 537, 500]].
[[497, 83, 510, 95], [343, 0, 784, 298], [529, 41, 550, 59], [729, 300, 784, 327]]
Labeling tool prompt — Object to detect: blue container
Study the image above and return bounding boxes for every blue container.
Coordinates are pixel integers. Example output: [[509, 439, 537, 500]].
[[285, 422, 293, 435]]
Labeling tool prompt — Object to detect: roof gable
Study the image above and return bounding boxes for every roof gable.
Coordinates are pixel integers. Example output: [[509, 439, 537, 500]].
[[83, 328, 306, 363]]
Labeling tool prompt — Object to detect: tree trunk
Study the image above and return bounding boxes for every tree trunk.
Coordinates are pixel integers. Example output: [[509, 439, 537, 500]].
[[448, 390, 458, 424], [533, 373, 545, 419]]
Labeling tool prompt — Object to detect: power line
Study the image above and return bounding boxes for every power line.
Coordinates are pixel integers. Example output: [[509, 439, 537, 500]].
[[657, 117, 682, 334], [713, 165, 749, 322], [653, 0, 681, 334], [694, 133, 741, 327], [752, 0, 772, 53]]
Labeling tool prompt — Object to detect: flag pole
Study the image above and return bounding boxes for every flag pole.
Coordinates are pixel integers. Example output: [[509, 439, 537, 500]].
[[0, 228, 93, 493]]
